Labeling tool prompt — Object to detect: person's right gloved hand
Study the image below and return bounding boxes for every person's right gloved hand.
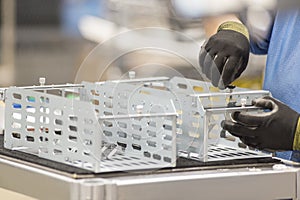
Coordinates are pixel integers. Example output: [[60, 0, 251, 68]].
[[199, 21, 250, 89]]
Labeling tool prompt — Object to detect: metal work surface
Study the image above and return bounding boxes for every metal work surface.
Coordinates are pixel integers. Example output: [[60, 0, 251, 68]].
[[105, 168, 297, 200], [0, 154, 298, 200], [0, 133, 297, 200]]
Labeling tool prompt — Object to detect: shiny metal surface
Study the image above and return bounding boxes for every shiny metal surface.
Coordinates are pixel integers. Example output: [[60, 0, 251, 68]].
[[0, 155, 299, 200]]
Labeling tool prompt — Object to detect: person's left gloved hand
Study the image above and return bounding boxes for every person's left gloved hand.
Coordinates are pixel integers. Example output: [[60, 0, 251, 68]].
[[221, 96, 300, 151]]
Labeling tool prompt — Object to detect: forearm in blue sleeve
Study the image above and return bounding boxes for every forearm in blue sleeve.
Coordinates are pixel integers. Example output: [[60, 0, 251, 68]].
[[239, 10, 275, 55]]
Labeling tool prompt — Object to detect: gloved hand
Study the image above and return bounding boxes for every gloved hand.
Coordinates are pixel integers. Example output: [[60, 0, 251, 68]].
[[199, 21, 250, 89], [221, 96, 300, 151]]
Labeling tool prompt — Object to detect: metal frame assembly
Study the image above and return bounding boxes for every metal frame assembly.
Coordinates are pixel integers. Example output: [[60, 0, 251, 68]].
[[1, 76, 271, 173]]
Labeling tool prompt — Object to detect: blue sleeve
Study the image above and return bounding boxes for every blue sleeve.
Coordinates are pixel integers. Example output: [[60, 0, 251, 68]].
[[239, 10, 275, 55], [248, 27, 273, 55]]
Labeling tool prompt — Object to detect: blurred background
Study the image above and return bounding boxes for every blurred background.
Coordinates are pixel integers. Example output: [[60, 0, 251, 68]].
[[0, 0, 266, 88]]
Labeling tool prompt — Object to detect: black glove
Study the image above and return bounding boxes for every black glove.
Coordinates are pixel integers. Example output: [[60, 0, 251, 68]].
[[221, 96, 300, 151], [199, 21, 250, 89]]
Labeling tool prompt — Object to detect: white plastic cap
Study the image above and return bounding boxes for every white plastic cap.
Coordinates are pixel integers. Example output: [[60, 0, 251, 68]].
[[39, 77, 46, 86], [241, 98, 247, 107], [128, 71, 136, 79]]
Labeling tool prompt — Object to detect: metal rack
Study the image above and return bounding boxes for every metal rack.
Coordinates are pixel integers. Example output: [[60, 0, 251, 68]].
[[2, 76, 271, 173], [3, 77, 177, 173]]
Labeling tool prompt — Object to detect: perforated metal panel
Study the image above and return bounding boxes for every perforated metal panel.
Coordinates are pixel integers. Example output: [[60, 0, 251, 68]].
[[5, 87, 103, 172], [206, 144, 268, 161], [82, 80, 177, 166], [168, 77, 271, 161], [4, 83, 177, 172]]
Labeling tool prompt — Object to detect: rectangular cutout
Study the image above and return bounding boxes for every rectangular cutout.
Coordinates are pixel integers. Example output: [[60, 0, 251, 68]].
[[91, 99, 100, 105], [69, 135, 77, 142], [12, 113, 22, 120], [12, 103, 22, 109], [53, 149, 62, 155], [132, 144, 142, 151], [103, 130, 112, 137], [27, 96, 36, 102], [177, 83, 187, 89], [163, 134, 172, 141], [147, 130, 156, 137], [26, 136, 35, 142], [13, 93, 22, 100], [69, 115, 78, 122], [55, 119, 63, 126], [103, 121, 113, 127], [132, 124, 142, 131], [132, 134, 141, 140], [12, 132, 21, 139], [117, 131, 127, 138], [104, 101, 113, 108], [54, 128, 62, 135], [147, 141, 157, 147], [69, 125, 78, 132], [148, 121, 156, 127], [163, 124, 172, 131], [12, 122, 21, 129], [90, 90, 100, 96], [118, 122, 127, 129], [26, 106, 36, 113], [26, 115, 35, 123], [103, 111, 113, 116], [54, 109, 63, 116], [26, 125, 35, 132]]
